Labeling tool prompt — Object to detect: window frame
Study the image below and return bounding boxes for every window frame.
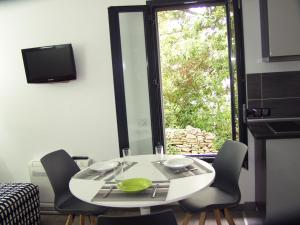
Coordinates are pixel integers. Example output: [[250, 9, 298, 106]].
[[107, 0, 248, 166], [147, 0, 247, 164]]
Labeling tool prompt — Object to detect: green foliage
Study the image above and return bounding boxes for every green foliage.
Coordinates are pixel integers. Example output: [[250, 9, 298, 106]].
[[157, 6, 232, 150]]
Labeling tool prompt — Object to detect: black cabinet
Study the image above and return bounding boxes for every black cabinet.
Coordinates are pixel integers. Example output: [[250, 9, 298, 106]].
[[248, 122, 300, 224], [260, 0, 300, 62]]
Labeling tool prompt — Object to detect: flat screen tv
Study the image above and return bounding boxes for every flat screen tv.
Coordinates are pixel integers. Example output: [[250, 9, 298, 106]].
[[22, 44, 76, 83]]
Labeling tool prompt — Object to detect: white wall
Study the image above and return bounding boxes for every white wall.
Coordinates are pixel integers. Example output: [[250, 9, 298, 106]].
[[0, 0, 274, 204], [0, 0, 144, 183], [239, 132, 256, 203], [242, 0, 300, 74]]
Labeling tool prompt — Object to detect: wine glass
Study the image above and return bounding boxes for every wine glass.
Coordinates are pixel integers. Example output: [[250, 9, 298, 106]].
[[122, 148, 131, 165], [155, 145, 164, 163]]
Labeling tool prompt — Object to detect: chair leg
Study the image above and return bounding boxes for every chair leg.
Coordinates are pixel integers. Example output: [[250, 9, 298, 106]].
[[90, 216, 97, 225], [182, 213, 193, 225], [199, 212, 206, 225], [65, 214, 74, 225], [213, 208, 222, 225], [80, 214, 85, 225], [224, 208, 235, 225]]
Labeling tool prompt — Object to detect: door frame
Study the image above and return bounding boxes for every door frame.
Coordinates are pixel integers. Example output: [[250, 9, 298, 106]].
[[108, 6, 159, 156], [147, 0, 247, 145], [108, 0, 247, 158]]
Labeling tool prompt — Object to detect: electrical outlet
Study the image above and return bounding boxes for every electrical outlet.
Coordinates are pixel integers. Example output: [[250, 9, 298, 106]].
[[262, 108, 271, 117], [247, 108, 271, 117]]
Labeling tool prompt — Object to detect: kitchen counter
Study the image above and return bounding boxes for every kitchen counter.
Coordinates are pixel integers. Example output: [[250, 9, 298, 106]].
[[247, 120, 300, 139], [248, 119, 300, 224]]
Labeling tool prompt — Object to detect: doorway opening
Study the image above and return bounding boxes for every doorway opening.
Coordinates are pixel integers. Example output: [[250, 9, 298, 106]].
[[156, 5, 236, 155]]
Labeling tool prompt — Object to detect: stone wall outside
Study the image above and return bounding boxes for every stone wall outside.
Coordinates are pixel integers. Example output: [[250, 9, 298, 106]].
[[165, 125, 217, 154]]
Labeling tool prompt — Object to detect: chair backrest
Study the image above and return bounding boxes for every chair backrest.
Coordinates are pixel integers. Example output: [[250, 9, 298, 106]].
[[97, 210, 178, 225], [212, 140, 248, 193], [40, 149, 80, 204]]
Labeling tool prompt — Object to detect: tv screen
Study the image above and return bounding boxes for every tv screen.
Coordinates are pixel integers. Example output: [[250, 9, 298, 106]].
[[22, 44, 76, 83]]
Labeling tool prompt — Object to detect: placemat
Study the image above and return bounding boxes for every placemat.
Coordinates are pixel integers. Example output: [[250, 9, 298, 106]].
[[74, 162, 138, 180], [152, 158, 212, 180], [104, 162, 138, 181], [91, 181, 169, 202]]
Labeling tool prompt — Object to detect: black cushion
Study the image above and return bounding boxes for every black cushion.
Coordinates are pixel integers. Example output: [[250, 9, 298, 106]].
[[179, 140, 247, 213], [97, 210, 178, 225], [180, 186, 240, 212], [41, 149, 107, 216], [56, 193, 106, 216]]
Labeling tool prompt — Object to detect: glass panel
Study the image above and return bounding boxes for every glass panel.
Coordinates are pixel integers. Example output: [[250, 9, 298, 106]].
[[119, 12, 153, 155]]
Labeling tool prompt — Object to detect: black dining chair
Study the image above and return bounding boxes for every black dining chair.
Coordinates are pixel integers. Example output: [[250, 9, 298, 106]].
[[97, 210, 178, 225], [179, 140, 248, 225], [41, 149, 107, 225]]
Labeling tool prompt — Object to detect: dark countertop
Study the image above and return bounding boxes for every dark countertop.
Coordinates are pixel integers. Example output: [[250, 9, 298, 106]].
[[247, 120, 300, 139]]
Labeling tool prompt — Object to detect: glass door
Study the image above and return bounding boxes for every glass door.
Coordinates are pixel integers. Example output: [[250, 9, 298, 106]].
[[108, 0, 247, 158], [108, 6, 155, 156]]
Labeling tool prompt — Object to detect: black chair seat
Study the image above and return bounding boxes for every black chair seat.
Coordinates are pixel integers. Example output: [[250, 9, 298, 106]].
[[41, 149, 108, 225], [180, 186, 240, 213], [56, 193, 107, 216], [97, 210, 178, 225], [178, 140, 248, 225]]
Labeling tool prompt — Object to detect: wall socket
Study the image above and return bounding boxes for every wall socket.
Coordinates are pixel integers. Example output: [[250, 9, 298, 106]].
[[247, 108, 271, 117]]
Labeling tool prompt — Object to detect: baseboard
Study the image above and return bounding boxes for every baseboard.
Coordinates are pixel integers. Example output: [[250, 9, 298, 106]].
[[40, 206, 59, 215]]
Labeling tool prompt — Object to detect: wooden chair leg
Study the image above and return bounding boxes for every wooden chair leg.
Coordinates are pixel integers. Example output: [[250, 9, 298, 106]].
[[213, 208, 222, 225], [80, 214, 85, 225], [199, 212, 206, 225], [65, 214, 74, 225], [182, 213, 193, 225], [90, 216, 97, 225], [224, 208, 235, 225]]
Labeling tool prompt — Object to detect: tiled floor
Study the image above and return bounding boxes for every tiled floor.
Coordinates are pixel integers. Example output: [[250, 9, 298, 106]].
[[40, 205, 264, 225]]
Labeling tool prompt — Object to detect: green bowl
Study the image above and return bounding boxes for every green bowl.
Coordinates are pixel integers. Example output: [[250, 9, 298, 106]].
[[117, 178, 152, 193]]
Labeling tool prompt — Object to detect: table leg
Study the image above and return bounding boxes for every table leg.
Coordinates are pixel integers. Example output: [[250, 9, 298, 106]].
[[140, 207, 151, 215]]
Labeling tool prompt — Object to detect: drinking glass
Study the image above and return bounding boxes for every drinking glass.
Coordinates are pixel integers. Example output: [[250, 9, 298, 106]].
[[122, 148, 131, 165], [113, 163, 124, 184], [155, 145, 164, 162]]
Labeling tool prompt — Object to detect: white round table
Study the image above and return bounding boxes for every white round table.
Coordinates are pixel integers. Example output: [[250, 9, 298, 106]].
[[69, 154, 215, 214]]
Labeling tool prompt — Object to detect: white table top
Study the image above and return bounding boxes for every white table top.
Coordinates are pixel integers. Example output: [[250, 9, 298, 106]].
[[69, 154, 215, 208]]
